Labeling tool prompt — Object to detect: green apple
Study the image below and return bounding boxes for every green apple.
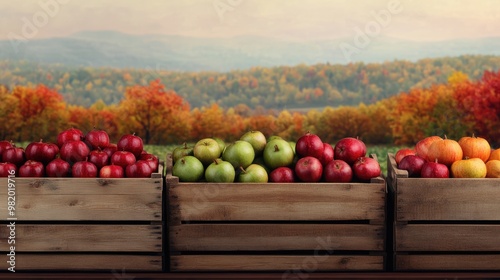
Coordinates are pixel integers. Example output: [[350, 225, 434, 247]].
[[263, 139, 295, 170], [240, 130, 267, 156], [193, 138, 222, 166], [238, 164, 268, 183], [222, 140, 255, 169], [172, 156, 204, 182], [288, 141, 296, 155], [267, 135, 282, 142], [213, 137, 226, 154], [172, 142, 194, 163], [205, 158, 235, 183]]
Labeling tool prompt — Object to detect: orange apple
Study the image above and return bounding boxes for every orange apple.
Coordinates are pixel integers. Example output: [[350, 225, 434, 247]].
[[427, 137, 463, 167], [486, 160, 500, 178], [415, 136, 443, 161], [451, 157, 487, 178], [488, 148, 500, 161], [458, 134, 491, 162]]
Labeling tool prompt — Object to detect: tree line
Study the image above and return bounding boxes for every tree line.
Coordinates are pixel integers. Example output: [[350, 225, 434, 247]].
[[0, 71, 498, 147], [1, 55, 500, 110]]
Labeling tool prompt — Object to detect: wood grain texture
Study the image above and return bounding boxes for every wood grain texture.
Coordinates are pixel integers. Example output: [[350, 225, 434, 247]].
[[169, 183, 385, 222], [170, 224, 384, 251], [170, 255, 384, 272], [387, 153, 500, 222], [395, 254, 500, 271], [0, 224, 162, 252], [0, 166, 163, 221], [395, 224, 500, 251], [0, 254, 162, 271]]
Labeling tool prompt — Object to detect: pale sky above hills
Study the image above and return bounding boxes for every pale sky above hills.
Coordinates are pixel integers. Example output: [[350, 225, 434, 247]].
[[1, 0, 500, 41]]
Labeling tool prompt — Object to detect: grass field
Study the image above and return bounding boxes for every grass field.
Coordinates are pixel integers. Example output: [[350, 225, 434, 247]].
[[145, 144, 405, 178]]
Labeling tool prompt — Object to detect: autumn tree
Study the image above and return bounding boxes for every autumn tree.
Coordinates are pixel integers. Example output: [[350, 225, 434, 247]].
[[317, 106, 370, 144], [117, 80, 190, 144], [9, 85, 69, 142]]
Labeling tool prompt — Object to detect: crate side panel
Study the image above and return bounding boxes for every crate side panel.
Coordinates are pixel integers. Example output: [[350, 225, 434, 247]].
[[170, 224, 384, 251], [397, 179, 500, 221], [0, 254, 162, 271], [169, 183, 385, 222], [170, 255, 384, 271], [396, 224, 500, 252], [0, 193, 162, 221], [0, 224, 162, 252], [395, 254, 500, 271]]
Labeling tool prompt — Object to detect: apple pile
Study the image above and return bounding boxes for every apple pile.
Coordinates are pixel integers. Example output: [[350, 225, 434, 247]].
[[395, 134, 500, 178], [171, 131, 381, 183], [0, 128, 159, 178]]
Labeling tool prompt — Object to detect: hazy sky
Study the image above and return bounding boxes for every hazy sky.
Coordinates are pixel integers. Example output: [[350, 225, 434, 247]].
[[1, 0, 500, 41]]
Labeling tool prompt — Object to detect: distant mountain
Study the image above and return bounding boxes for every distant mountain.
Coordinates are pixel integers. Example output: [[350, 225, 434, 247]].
[[2, 30, 500, 72]]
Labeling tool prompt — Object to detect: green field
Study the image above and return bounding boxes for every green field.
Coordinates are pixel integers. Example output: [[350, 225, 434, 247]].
[[145, 144, 405, 178]]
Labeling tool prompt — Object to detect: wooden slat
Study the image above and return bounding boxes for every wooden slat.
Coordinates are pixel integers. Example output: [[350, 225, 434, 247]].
[[0, 254, 162, 271], [387, 153, 500, 222], [395, 254, 500, 271], [0, 224, 162, 252], [395, 224, 500, 251], [396, 179, 500, 221], [170, 224, 384, 251], [0, 193, 162, 221], [170, 183, 385, 222], [170, 255, 384, 271], [0, 176, 162, 195]]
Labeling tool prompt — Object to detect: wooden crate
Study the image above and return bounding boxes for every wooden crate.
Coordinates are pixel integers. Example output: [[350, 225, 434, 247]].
[[166, 154, 387, 272], [0, 166, 164, 272], [387, 153, 500, 271]]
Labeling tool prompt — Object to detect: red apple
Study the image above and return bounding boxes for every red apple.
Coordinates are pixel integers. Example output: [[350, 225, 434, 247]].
[[295, 132, 324, 159], [294, 156, 323, 182], [99, 164, 124, 178], [103, 143, 118, 158], [19, 160, 45, 177], [395, 148, 416, 165], [89, 149, 109, 169], [319, 143, 334, 166], [334, 137, 367, 165], [269, 166, 296, 183], [85, 128, 110, 149], [57, 128, 84, 148], [140, 153, 159, 172], [398, 155, 426, 177], [60, 140, 90, 163], [352, 157, 381, 182], [72, 160, 98, 178], [25, 139, 59, 164], [2, 146, 26, 167], [45, 158, 71, 177], [125, 160, 153, 178], [117, 133, 144, 158], [323, 160, 353, 183], [415, 136, 443, 161], [111, 150, 136, 168], [0, 162, 17, 177], [0, 140, 14, 157], [421, 159, 450, 178]]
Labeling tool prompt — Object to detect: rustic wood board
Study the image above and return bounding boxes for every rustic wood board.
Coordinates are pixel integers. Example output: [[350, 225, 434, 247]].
[[395, 254, 500, 271], [395, 224, 500, 251], [387, 153, 500, 222], [0, 177, 163, 221], [169, 183, 386, 223], [170, 224, 384, 251], [0, 224, 162, 252], [0, 254, 162, 271], [170, 255, 384, 272]]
